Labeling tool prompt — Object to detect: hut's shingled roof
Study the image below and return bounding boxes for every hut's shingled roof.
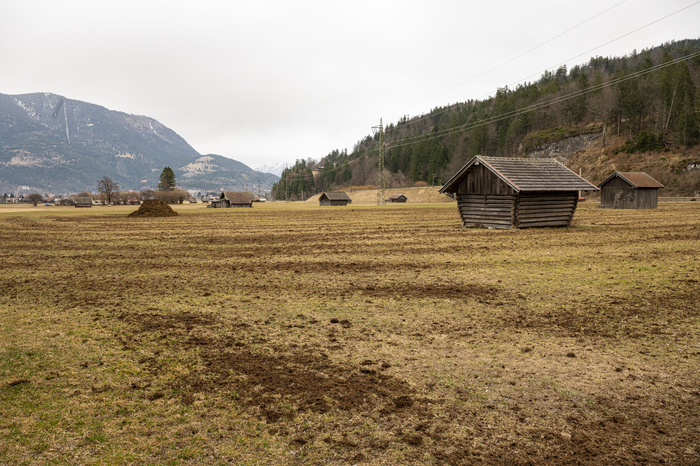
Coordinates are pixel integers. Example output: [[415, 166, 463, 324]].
[[388, 194, 406, 200], [440, 156, 598, 193], [221, 191, 255, 204], [320, 192, 351, 201], [598, 172, 664, 189], [74, 197, 93, 206]]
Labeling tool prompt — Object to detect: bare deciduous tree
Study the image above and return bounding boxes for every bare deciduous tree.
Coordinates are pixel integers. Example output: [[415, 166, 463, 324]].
[[97, 177, 119, 205], [27, 193, 44, 206], [589, 82, 619, 148]]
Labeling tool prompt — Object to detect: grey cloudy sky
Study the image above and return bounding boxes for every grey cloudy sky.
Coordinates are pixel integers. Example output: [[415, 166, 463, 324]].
[[1, 0, 698, 168]]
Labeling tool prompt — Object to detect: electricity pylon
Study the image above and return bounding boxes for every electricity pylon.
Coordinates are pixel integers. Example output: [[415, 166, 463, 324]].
[[372, 118, 385, 205]]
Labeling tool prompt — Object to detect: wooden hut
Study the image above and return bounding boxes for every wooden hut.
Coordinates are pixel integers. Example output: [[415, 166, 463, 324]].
[[439, 155, 598, 229], [73, 197, 93, 208], [598, 172, 664, 209], [211, 191, 255, 208], [319, 192, 351, 206], [387, 194, 407, 203]]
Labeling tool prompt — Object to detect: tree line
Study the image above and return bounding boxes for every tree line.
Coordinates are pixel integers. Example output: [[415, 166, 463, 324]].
[[273, 39, 699, 195], [20, 166, 194, 207]]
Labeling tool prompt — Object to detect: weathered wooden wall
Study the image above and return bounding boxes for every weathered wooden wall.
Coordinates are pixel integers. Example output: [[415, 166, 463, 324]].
[[457, 194, 515, 229], [320, 200, 348, 206], [515, 192, 578, 228]]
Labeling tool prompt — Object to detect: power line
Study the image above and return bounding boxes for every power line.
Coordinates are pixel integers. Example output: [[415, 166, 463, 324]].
[[276, 47, 696, 185], [380, 1, 700, 131], [385, 51, 700, 151], [383, 0, 630, 120]]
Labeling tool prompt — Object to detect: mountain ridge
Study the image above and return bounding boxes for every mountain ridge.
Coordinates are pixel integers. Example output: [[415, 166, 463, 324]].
[[0, 92, 278, 194]]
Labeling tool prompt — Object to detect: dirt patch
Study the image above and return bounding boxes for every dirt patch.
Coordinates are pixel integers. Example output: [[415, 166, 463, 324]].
[[502, 284, 700, 338], [355, 283, 508, 301], [115, 309, 414, 424], [199, 347, 411, 417], [128, 199, 178, 217]]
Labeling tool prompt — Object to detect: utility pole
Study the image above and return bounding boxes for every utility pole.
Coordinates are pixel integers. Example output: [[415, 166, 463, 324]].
[[258, 180, 261, 198], [372, 118, 385, 205], [285, 164, 289, 202]]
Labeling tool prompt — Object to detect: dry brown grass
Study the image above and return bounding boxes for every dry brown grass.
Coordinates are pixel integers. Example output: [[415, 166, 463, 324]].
[[1, 202, 699, 465]]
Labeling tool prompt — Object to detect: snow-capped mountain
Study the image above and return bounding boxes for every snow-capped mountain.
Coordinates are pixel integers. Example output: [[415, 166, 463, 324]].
[[254, 162, 288, 177]]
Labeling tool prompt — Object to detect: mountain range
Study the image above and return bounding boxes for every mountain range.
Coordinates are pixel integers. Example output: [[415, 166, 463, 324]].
[[0, 92, 279, 194], [254, 162, 289, 177]]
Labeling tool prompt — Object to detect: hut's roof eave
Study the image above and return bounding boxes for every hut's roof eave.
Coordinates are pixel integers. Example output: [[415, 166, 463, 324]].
[[597, 171, 664, 189], [440, 155, 599, 194]]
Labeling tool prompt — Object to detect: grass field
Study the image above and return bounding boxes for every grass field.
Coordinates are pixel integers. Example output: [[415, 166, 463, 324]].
[[1, 201, 699, 465]]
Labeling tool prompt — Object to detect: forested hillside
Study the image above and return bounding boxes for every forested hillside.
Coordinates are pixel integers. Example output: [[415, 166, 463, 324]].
[[272, 39, 700, 199]]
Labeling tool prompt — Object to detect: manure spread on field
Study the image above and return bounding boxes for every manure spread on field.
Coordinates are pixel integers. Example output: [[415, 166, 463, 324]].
[[116, 310, 415, 423], [128, 199, 178, 217]]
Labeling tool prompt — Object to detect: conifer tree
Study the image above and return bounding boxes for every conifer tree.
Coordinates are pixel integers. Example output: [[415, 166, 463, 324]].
[[158, 167, 176, 191]]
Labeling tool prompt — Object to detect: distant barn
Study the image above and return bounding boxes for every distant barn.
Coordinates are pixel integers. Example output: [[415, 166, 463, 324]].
[[73, 197, 93, 208], [319, 192, 351, 206], [598, 172, 664, 209], [439, 155, 598, 229], [387, 194, 407, 203], [211, 191, 255, 208]]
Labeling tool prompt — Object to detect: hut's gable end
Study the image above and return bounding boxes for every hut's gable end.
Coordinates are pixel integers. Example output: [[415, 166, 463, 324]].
[[457, 164, 517, 195]]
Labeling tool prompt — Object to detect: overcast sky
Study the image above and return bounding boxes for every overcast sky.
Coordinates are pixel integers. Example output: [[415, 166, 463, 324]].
[[1, 0, 698, 168]]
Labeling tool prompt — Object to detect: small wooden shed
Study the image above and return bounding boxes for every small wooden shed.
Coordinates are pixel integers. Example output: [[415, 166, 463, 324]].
[[74, 197, 93, 208], [598, 172, 664, 209], [319, 192, 351, 206], [439, 155, 598, 229], [211, 191, 255, 208], [387, 194, 407, 203]]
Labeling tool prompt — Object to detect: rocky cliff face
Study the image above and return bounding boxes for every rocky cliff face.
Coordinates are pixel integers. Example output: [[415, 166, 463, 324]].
[[524, 133, 601, 165], [0, 92, 278, 193]]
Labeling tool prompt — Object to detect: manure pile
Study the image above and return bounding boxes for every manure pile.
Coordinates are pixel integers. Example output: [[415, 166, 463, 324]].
[[128, 199, 179, 217]]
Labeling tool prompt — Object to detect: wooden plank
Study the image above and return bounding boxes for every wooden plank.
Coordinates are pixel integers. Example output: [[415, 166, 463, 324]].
[[519, 192, 577, 197], [462, 217, 512, 224], [459, 198, 512, 203], [462, 215, 512, 222], [518, 216, 571, 224], [463, 222, 513, 229], [518, 205, 574, 211], [518, 201, 575, 208], [461, 209, 512, 215], [517, 220, 570, 228], [518, 212, 573, 219], [518, 199, 574, 205], [518, 195, 577, 202], [458, 205, 513, 210], [459, 194, 514, 200], [518, 217, 572, 224], [518, 208, 574, 215], [461, 213, 512, 220]]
